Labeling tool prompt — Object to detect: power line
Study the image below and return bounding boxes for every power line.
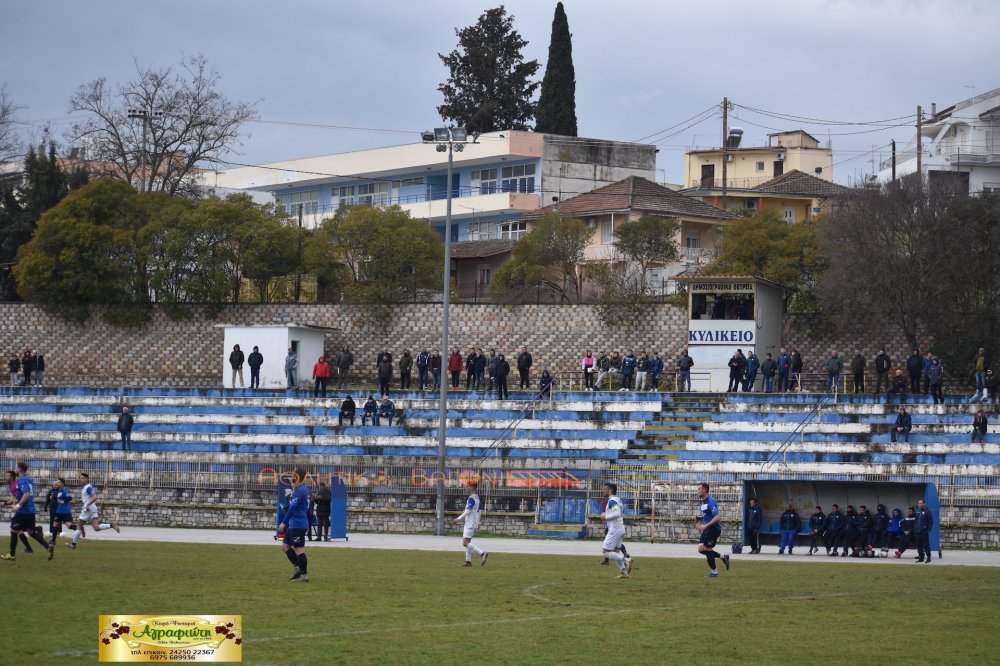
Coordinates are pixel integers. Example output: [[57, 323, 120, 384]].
[[732, 103, 915, 127], [631, 105, 720, 143]]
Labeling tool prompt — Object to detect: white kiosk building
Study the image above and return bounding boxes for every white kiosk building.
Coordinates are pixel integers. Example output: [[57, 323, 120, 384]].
[[217, 325, 333, 389], [674, 276, 792, 391]]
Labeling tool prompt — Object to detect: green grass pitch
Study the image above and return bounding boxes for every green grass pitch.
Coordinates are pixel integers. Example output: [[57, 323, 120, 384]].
[[6, 540, 1000, 665]]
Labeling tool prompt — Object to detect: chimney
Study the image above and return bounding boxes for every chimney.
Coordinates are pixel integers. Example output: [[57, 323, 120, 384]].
[[930, 102, 937, 116]]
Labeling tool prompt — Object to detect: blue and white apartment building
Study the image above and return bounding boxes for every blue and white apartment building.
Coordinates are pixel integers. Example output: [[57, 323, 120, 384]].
[[215, 130, 655, 299]]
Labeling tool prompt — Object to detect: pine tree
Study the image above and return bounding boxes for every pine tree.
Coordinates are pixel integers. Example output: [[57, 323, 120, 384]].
[[535, 2, 577, 136], [437, 7, 540, 133]]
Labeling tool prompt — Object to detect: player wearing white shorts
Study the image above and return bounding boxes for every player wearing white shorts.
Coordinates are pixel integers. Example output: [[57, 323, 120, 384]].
[[453, 480, 488, 567], [68, 473, 119, 549], [601, 482, 632, 579]]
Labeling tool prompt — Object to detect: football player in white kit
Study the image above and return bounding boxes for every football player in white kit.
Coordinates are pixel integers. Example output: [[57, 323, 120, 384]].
[[452, 479, 488, 567], [67, 473, 119, 549], [601, 483, 632, 579]]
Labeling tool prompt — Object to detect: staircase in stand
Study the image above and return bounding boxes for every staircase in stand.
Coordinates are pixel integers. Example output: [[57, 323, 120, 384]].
[[618, 393, 726, 464]]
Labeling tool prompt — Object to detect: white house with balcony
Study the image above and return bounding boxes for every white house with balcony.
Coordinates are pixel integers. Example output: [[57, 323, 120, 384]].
[[876, 87, 1000, 194], [213, 131, 656, 242]]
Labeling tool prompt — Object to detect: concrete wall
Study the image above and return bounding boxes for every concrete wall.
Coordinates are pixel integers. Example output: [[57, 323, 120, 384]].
[[0, 302, 925, 388]]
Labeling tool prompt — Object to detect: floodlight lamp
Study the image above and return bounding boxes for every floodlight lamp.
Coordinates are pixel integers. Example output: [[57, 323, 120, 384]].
[[450, 128, 468, 142], [421, 131, 435, 143], [434, 128, 451, 142]]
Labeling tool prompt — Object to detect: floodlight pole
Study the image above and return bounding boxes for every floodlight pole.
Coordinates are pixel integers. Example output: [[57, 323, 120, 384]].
[[425, 127, 467, 536]]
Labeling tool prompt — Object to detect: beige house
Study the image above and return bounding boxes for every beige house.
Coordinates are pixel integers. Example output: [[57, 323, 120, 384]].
[[683, 169, 852, 223], [524, 176, 739, 291], [684, 130, 833, 190]]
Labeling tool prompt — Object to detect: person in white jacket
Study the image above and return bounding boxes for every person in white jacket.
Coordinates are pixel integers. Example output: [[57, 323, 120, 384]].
[[601, 483, 632, 579], [453, 480, 488, 567]]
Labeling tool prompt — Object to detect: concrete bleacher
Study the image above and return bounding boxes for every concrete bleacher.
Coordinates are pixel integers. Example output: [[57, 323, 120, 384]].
[[0, 387, 657, 462]]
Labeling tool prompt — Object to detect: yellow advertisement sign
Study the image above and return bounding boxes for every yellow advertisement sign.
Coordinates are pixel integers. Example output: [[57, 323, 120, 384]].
[[98, 615, 242, 662]]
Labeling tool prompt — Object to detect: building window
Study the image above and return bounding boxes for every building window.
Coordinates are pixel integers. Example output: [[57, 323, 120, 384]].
[[336, 185, 355, 207], [471, 169, 498, 195], [755, 161, 765, 172], [601, 220, 615, 245], [358, 182, 389, 206], [478, 267, 491, 285], [783, 206, 795, 223], [400, 177, 424, 187], [983, 182, 1000, 194], [277, 190, 319, 216], [500, 221, 527, 240], [501, 164, 536, 193], [468, 220, 498, 241]]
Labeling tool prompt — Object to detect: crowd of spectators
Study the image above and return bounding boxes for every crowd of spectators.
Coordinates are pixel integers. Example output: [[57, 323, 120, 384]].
[[7, 349, 45, 387]]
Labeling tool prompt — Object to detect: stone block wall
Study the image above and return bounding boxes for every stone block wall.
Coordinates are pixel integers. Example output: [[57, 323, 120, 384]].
[[2, 302, 926, 388]]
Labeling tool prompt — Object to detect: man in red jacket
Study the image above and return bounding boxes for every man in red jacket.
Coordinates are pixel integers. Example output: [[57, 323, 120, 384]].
[[448, 348, 463, 389], [312, 356, 331, 398]]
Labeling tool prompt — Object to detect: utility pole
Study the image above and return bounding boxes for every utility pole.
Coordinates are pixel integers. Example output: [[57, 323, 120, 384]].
[[891, 139, 896, 181], [721, 96, 729, 210], [127, 108, 163, 193], [295, 204, 304, 302], [916, 105, 922, 187]]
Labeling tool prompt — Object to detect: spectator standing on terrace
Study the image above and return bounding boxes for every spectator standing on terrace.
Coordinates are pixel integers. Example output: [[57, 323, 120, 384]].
[[743, 351, 760, 392], [430, 351, 442, 389], [376, 355, 393, 396], [284, 348, 298, 388], [495, 354, 510, 400], [581, 351, 596, 391], [826, 350, 844, 393], [807, 505, 826, 555], [745, 497, 762, 554], [32, 350, 44, 386], [247, 346, 264, 389], [761, 353, 777, 393], [650, 352, 664, 391], [928, 358, 945, 404], [539, 369, 555, 399], [116, 407, 135, 451], [8, 354, 19, 387], [971, 347, 991, 400], [620, 351, 637, 391], [335, 346, 354, 389], [874, 348, 892, 394], [972, 409, 988, 443], [486, 349, 499, 390], [922, 351, 935, 395], [398, 349, 413, 390], [228, 344, 245, 388], [378, 395, 395, 427], [888, 370, 908, 401], [465, 348, 478, 390], [777, 347, 791, 393], [376, 348, 393, 369], [20, 349, 33, 387], [448, 348, 463, 389], [338, 395, 356, 426], [851, 349, 866, 394], [891, 406, 912, 443], [727, 352, 741, 392], [517, 347, 533, 390], [312, 356, 331, 398], [474, 348, 487, 390], [914, 499, 933, 563], [906, 349, 923, 394], [635, 353, 650, 391], [984, 369, 999, 404], [778, 503, 801, 555], [677, 349, 694, 392], [790, 349, 803, 392], [416, 349, 430, 391], [315, 482, 331, 542]]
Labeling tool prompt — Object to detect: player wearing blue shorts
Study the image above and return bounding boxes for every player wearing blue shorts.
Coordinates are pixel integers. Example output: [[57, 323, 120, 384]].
[[696, 482, 729, 578], [2, 462, 55, 561], [279, 468, 311, 582]]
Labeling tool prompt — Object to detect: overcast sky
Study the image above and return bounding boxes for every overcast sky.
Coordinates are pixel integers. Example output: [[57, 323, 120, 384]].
[[2, 0, 998, 185]]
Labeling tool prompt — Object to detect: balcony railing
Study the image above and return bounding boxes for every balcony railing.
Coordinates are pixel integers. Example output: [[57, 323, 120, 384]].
[[681, 247, 718, 262], [688, 176, 774, 190]]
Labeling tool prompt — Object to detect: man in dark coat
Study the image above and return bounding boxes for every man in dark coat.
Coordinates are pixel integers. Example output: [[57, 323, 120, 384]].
[[117, 406, 135, 451], [247, 346, 264, 389], [745, 498, 762, 554], [516, 348, 532, 390], [496, 354, 511, 399]]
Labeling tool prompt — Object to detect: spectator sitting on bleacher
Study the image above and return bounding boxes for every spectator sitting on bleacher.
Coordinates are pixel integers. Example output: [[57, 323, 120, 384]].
[[539, 369, 555, 399], [378, 395, 396, 427], [362, 396, 378, 425], [338, 395, 356, 426], [891, 406, 912, 443], [887, 370, 908, 401], [972, 409, 988, 443]]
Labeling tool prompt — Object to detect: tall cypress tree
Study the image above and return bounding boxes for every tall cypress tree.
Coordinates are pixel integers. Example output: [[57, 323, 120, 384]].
[[534, 2, 577, 136]]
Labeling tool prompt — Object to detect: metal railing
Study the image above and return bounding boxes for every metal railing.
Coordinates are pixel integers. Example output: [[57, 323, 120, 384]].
[[761, 387, 836, 471]]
